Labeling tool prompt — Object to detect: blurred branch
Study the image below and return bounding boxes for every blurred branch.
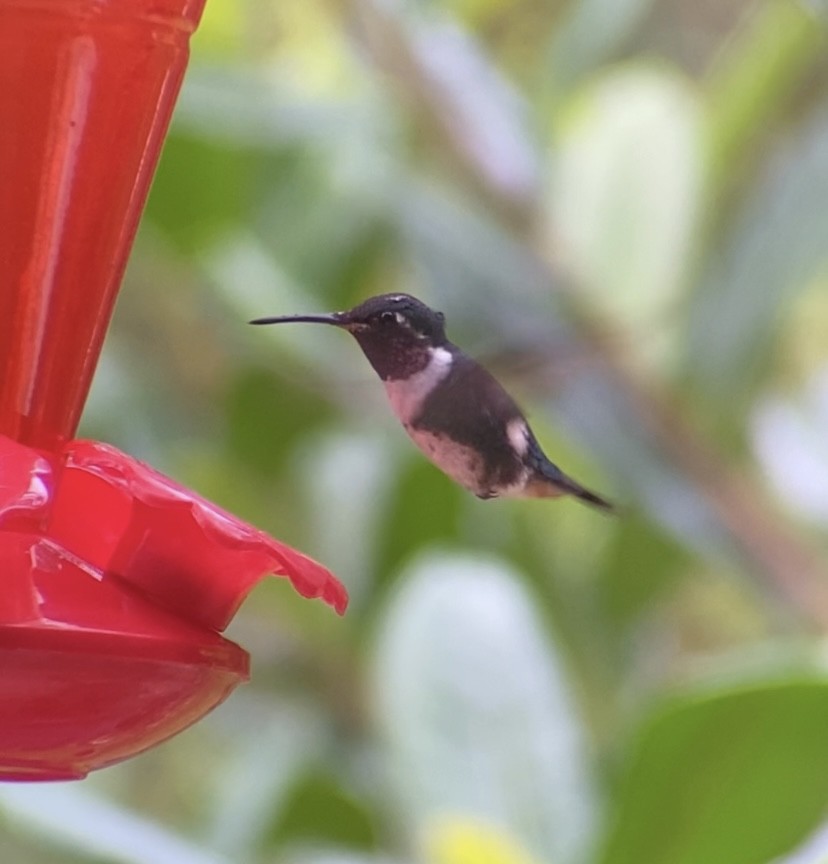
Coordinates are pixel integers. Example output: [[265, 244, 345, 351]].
[[339, 0, 828, 628], [336, 0, 541, 232], [686, 112, 828, 400], [543, 0, 657, 101], [0, 785, 235, 864]]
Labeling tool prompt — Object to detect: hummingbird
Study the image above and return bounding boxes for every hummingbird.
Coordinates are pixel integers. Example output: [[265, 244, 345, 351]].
[[251, 293, 613, 512]]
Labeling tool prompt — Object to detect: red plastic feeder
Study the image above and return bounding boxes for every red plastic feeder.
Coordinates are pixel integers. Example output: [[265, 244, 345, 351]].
[[0, 0, 346, 780]]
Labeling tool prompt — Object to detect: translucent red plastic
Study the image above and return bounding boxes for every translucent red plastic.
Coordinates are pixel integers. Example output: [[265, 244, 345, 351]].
[[0, 435, 345, 780], [0, 0, 347, 780], [0, 0, 204, 451]]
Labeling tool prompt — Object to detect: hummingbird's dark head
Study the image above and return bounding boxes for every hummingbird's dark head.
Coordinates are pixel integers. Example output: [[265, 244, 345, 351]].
[[340, 294, 446, 340], [250, 293, 449, 381], [336, 294, 448, 380]]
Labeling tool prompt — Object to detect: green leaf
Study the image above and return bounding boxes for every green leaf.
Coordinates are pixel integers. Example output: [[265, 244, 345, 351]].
[[371, 552, 597, 864], [373, 459, 466, 585], [267, 771, 377, 851], [224, 367, 335, 476], [600, 679, 828, 864], [146, 134, 253, 252], [706, 0, 826, 189], [550, 65, 703, 370], [596, 514, 687, 631]]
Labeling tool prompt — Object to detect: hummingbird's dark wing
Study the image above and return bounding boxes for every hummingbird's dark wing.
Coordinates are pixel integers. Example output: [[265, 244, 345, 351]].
[[411, 348, 528, 494], [412, 348, 615, 511]]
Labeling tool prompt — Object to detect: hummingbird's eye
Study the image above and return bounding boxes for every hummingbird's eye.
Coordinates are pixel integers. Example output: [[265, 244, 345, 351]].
[[379, 310, 405, 325]]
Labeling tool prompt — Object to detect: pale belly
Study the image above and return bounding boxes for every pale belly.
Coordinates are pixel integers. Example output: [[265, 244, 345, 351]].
[[403, 424, 528, 498], [404, 425, 486, 494]]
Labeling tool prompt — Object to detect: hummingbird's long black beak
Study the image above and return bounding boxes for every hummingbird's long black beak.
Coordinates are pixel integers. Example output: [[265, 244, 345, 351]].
[[249, 313, 345, 327]]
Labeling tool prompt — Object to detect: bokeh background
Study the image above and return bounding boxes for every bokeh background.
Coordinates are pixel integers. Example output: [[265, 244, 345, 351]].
[[3, 0, 828, 862]]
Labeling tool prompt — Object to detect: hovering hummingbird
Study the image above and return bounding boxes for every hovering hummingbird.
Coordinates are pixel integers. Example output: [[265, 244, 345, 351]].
[[251, 293, 613, 512]]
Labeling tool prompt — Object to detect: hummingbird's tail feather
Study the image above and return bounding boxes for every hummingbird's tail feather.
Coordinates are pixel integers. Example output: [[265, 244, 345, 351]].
[[526, 461, 616, 513], [558, 476, 616, 513]]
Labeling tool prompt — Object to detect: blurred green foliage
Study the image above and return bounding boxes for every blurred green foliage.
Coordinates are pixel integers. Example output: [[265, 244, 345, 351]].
[[4, 0, 828, 863]]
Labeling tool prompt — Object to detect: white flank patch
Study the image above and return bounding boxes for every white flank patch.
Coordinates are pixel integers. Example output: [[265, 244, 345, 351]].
[[506, 417, 529, 457], [383, 346, 453, 424]]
